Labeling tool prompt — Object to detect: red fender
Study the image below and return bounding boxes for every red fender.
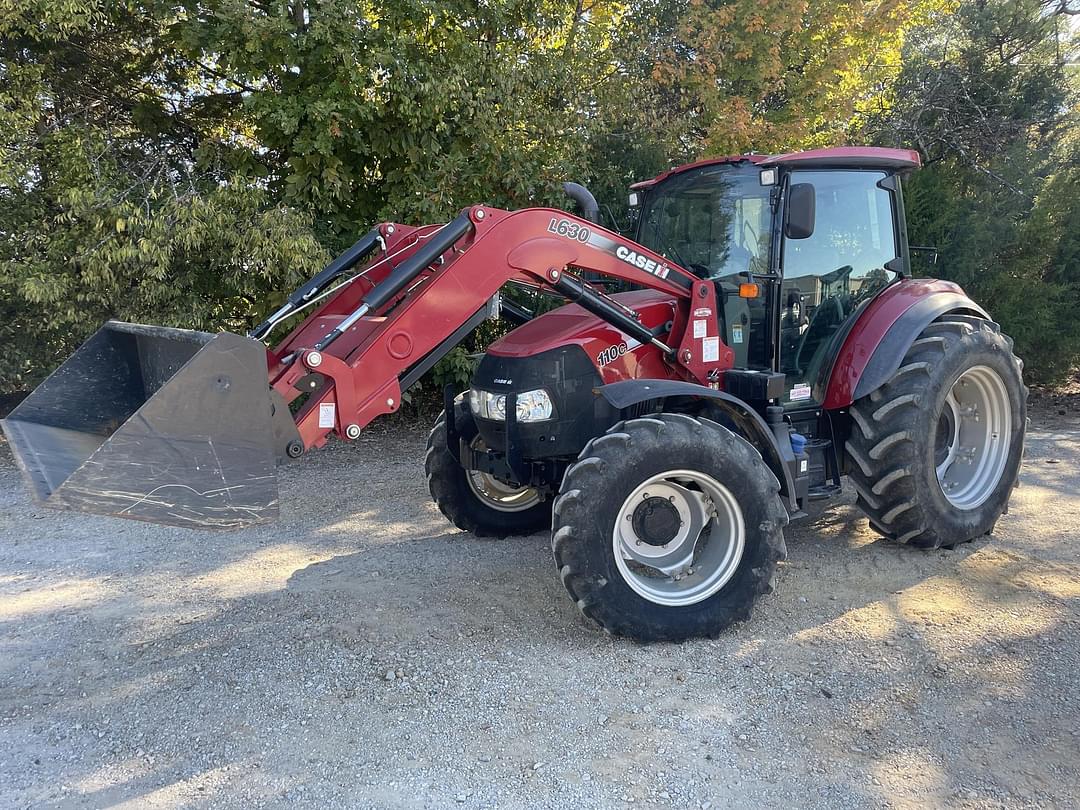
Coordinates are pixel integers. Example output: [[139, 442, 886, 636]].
[[822, 278, 989, 409]]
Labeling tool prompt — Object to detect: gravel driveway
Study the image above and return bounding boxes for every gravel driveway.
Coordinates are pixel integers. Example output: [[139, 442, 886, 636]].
[[1, 403, 1077, 809]]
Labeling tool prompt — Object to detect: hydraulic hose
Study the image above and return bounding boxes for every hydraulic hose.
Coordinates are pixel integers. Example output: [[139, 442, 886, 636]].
[[250, 228, 382, 340], [314, 212, 474, 351]]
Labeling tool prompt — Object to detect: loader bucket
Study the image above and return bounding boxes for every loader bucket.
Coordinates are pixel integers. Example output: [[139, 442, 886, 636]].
[[1, 321, 283, 529]]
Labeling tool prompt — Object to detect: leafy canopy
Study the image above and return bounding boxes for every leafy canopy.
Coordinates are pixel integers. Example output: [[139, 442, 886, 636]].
[[2, 0, 1076, 391]]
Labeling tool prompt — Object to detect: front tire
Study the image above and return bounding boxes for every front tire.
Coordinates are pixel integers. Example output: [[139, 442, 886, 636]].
[[846, 315, 1026, 549], [552, 413, 788, 642], [425, 402, 553, 538]]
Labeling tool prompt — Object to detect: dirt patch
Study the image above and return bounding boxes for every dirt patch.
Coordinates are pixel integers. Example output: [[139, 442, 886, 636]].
[[1028, 370, 1080, 430], [0, 410, 1077, 808]]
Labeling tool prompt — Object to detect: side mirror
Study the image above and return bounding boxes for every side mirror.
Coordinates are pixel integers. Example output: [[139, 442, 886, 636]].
[[785, 183, 815, 240]]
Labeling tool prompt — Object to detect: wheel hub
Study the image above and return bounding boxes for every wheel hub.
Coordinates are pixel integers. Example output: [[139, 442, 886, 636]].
[[612, 470, 746, 607], [934, 365, 1012, 510], [465, 436, 541, 513], [631, 496, 681, 546]]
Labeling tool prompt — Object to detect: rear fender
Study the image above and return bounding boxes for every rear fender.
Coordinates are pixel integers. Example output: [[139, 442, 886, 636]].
[[822, 279, 989, 409], [595, 379, 798, 512]]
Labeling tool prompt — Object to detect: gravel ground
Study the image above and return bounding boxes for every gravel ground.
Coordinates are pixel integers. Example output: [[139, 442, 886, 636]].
[[0, 401, 1078, 810]]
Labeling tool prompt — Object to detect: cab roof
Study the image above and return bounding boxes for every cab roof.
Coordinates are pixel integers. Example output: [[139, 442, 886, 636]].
[[629, 146, 921, 190]]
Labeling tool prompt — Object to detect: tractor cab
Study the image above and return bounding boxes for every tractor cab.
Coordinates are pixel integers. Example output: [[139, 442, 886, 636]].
[[630, 148, 918, 409]]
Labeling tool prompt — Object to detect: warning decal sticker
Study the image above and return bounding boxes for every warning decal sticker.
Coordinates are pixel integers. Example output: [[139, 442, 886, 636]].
[[789, 383, 812, 401]]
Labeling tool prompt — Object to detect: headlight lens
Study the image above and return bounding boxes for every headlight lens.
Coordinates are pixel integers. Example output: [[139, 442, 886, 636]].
[[469, 388, 554, 422]]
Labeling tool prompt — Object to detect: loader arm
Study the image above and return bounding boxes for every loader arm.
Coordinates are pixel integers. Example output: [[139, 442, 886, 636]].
[[0, 203, 730, 529], [266, 204, 729, 453]]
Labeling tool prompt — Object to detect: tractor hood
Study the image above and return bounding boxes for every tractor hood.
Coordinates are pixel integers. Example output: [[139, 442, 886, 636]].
[[487, 288, 676, 383]]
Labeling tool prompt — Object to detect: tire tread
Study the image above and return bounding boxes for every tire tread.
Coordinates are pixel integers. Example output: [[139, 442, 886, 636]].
[[846, 314, 1026, 549]]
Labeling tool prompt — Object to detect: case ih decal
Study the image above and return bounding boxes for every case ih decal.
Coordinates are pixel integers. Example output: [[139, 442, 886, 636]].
[[615, 245, 671, 279]]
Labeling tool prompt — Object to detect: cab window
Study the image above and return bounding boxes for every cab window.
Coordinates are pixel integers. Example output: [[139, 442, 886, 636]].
[[636, 164, 773, 369], [637, 165, 772, 280], [780, 170, 898, 406]]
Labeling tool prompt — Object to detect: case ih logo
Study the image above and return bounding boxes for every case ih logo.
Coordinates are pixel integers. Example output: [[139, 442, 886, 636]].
[[615, 245, 670, 279]]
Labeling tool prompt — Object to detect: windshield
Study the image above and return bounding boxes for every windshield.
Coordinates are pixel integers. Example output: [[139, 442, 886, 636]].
[[636, 164, 772, 280]]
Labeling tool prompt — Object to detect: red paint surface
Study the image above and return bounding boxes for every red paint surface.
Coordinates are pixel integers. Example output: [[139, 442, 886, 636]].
[[630, 147, 921, 190], [268, 206, 729, 450], [488, 289, 680, 384], [822, 278, 966, 409]]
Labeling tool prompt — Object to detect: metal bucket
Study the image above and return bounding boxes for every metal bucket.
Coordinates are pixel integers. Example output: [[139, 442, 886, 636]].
[[2, 321, 285, 529]]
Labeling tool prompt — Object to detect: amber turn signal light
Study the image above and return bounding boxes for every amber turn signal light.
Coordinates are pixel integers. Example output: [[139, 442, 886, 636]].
[[738, 283, 760, 298]]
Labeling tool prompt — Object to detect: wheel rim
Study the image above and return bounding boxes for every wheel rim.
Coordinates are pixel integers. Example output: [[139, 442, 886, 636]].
[[934, 365, 1012, 510], [612, 469, 745, 607], [465, 437, 541, 512]]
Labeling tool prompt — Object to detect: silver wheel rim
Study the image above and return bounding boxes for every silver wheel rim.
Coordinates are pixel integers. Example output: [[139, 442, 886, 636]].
[[612, 469, 745, 607], [935, 365, 1012, 510], [465, 437, 541, 513]]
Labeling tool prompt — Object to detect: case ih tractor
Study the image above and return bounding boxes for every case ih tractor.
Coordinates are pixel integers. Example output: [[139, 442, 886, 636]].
[[3, 147, 1027, 641]]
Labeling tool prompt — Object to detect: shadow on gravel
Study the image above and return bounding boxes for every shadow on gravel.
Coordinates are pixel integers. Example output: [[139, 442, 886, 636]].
[[3, 419, 1079, 808]]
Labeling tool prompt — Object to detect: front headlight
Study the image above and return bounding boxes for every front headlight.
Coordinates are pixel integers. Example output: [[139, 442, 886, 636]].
[[469, 388, 554, 422]]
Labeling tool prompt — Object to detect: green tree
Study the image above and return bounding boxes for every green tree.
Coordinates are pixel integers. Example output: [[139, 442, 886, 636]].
[[0, 1, 328, 391], [609, 0, 944, 159], [174, 0, 626, 233], [866, 0, 1080, 382], [6, 0, 1074, 395]]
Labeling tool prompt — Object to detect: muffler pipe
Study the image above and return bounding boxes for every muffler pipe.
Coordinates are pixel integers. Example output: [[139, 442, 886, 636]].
[[563, 182, 600, 224]]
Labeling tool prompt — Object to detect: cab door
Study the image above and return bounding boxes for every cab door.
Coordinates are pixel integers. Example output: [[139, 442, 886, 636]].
[[779, 170, 901, 407], [634, 164, 775, 371]]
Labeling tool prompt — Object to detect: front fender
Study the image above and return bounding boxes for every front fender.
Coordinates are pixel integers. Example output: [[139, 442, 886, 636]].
[[822, 279, 989, 409], [596, 379, 799, 513]]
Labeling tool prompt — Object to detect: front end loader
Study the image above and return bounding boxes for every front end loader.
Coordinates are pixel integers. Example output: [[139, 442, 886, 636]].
[[3, 147, 1027, 641]]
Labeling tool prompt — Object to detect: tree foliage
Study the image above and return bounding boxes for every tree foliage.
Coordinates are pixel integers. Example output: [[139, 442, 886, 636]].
[[627, 0, 937, 156], [0, 1, 328, 389], [866, 0, 1079, 382], [1, 0, 1077, 392]]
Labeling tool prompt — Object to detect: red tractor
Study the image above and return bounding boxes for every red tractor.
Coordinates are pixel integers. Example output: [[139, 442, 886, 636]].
[[3, 147, 1027, 641]]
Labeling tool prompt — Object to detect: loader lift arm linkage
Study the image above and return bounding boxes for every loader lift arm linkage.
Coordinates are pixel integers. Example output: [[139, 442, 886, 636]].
[[263, 205, 730, 455]]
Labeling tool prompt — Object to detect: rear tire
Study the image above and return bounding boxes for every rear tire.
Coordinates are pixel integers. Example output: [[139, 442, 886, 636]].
[[845, 315, 1026, 549], [552, 413, 788, 642], [425, 402, 553, 538]]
